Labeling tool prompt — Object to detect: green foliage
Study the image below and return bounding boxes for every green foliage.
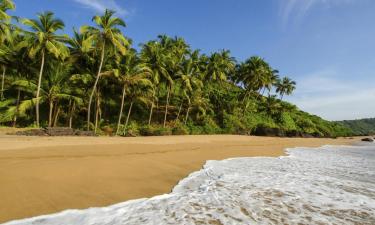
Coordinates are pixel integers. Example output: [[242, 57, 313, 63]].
[[337, 118, 375, 136]]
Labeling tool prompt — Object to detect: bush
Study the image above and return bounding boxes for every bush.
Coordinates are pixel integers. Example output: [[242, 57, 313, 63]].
[[202, 117, 221, 134], [139, 125, 172, 136], [187, 124, 204, 135], [223, 111, 247, 134], [154, 127, 172, 136], [172, 123, 189, 135], [139, 125, 156, 136], [123, 121, 140, 137]]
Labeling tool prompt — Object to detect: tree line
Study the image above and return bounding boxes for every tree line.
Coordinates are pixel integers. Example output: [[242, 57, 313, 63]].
[[2, 1, 352, 137]]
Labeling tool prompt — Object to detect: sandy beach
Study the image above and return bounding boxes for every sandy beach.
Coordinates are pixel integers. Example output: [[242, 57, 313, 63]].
[[0, 134, 359, 223]]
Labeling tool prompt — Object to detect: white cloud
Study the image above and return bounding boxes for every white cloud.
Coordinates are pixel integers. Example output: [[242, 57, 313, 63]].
[[286, 68, 375, 121], [280, 0, 355, 27], [73, 0, 128, 15]]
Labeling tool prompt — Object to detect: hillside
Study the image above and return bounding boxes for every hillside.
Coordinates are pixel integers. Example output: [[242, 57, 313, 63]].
[[337, 118, 375, 136]]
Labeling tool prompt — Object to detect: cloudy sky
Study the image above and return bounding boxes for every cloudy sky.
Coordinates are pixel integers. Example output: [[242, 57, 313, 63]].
[[12, 0, 375, 121]]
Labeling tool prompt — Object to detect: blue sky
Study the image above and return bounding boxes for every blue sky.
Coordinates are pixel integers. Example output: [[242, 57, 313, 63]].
[[11, 0, 375, 120]]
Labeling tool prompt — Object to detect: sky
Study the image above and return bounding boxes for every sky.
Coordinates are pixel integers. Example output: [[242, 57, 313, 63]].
[[11, 0, 375, 121]]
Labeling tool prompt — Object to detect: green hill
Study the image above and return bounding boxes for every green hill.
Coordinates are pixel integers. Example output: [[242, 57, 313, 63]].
[[337, 118, 375, 136]]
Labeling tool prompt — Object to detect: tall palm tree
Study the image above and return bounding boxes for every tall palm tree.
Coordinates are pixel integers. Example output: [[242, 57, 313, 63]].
[[80, 9, 129, 131], [236, 56, 272, 100], [22, 11, 69, 127], [177, 58, 203, 124], [115, 50, 152, 135], [140, 40, 168, 125], [206, 50, 235, 82], [0, 0, 15, 43], [0, 0, 15, 100], [276, 77, 296, 100]]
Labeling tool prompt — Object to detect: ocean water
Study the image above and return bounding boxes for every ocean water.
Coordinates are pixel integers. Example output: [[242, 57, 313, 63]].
[[3, 143, 375, 225]]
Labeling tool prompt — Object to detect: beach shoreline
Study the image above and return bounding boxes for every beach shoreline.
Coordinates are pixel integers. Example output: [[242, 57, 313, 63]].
[[0, 134, 361, 223]]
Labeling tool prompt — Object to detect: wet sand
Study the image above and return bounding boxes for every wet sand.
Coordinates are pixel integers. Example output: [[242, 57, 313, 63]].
[[0, 135, 358, 223]]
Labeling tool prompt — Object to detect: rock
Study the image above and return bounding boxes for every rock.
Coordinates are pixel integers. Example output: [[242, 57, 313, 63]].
[[252, 126, 285, 137], [15, 129, 47, 136], [361, 137, 374, 142], [74, 130, 96, 136], [46, 127, 74, 136]]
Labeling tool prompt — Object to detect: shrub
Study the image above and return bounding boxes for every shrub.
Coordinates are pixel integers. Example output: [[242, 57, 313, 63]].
[[139, 125, 156, 136], [172, 123, 189, 135], [123, 121, 140, 137], [154, 127, 172, 136], [202, 117, 221, 134]]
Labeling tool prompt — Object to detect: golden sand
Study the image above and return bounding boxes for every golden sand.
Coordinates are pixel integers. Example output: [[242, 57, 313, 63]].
[[0, 134, 359, 223]]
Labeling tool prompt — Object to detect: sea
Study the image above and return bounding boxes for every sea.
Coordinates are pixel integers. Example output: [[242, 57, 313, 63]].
[[3, 142, 375, 225]]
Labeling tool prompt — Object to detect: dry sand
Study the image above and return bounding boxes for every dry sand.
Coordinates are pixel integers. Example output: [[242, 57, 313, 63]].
[[0, 134, 359, 223]]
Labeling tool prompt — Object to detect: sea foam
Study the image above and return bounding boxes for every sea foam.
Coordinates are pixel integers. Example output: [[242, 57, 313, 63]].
[[3, 144, 375, 225]]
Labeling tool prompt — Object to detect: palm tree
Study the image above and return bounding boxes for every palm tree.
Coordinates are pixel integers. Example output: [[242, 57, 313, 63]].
[[80, 9, 129, 131], [236, 56, 272, 100], [276, 77, 296, 100], [177, 58, 203, 124], [122, 83, 153, 134], [115, 50, 152, 135], [0, 0, 15, 44], [206, 50, 235, 82], [140, 40, 168, 125], [22, 11, 69, 127]]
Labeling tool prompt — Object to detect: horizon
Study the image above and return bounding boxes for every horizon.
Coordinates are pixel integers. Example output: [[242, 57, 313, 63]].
[[11, 0, 375, 121]]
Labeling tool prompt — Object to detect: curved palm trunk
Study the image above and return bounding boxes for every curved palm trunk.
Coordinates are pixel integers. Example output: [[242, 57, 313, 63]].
[[184, 106, 190, 125], [123, 101, 134, 133], [48, 100, 53, 127], [12, 89, 21, 127], [1, 66, 6, 100], [116, 84, 126, 135], [176, 102, 183, 121], [148, 101, 154, 126], [94, 93, 100, 133], [87, 42, 106, 131], [53, 105, 60, 127], [36, 51, 45, 128], [163, 85, 171, 128], [69, 101, 75, 128]]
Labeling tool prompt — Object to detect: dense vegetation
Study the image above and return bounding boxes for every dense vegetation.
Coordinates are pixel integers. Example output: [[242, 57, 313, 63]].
[[337, 118, 375, 136], [0, 1, 353, 137]]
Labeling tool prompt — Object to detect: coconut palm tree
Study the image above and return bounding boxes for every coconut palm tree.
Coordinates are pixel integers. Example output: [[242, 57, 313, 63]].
[[276, 77, 296, 100], [206, 50, 235, 82], [22, 11, 69, 127], [0, 0, 15, 44], [177, 58, 203, 123], [140, 40, 168, 125], [115, 50, 153, 135], [80, 9, 129, 131]]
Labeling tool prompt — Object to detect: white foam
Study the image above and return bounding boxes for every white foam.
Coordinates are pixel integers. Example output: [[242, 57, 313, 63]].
[[3, 144, 375, 225]]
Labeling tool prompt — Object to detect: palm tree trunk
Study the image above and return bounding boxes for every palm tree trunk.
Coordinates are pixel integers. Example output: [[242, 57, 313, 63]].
[[87, 41, 106, 131], [53, 106, 60, 127], [36, 51, 45, 128], [148, 101, 154, 126], [116, 84, 126, 135], [176, 102, 183, 121], [163, 86, 171, 128], [12, 89, 21, 127], [1, 66, 6, 100], [184, 106, 190, 125], [124, 101, 134, 132], [48, 100, 53, 127], [94, 93, 100, 133], [69, 101, 75, 129]]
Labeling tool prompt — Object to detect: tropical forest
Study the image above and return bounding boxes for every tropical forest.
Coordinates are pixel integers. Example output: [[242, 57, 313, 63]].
[[0, 0, 354, 137]]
